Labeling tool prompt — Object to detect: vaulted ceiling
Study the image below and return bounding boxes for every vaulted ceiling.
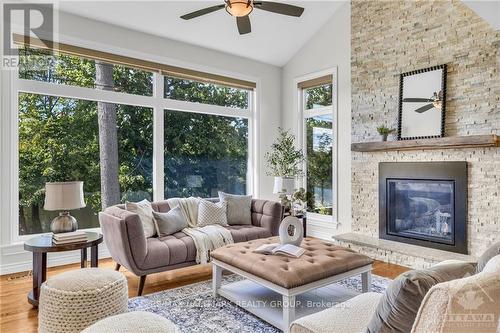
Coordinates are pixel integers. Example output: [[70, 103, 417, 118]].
[[57, 1, 346, 66]]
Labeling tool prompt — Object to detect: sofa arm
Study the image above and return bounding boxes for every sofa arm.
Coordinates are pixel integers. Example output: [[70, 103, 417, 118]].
[[250, 199, 282, 236], [99, 206, 147, 275]]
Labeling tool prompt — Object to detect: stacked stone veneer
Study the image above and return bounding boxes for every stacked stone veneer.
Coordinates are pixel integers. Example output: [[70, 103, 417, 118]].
[[351, 0, 499, 261]]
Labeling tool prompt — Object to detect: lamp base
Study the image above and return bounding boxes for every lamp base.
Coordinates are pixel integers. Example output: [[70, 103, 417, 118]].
[[50, 212, 78, 233]]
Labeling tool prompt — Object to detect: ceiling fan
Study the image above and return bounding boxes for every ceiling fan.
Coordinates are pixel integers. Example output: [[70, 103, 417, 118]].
[[181, 1, 305, 35], [403, 91, 443, 113]]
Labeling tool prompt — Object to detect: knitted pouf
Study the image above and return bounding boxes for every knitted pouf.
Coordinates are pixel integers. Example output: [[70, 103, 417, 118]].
[[82, 311, 180, 333], [38, 268, 128, 333]]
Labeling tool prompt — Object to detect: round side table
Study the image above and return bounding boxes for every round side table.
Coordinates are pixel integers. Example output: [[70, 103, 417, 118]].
[[24, 231, 103, 307]]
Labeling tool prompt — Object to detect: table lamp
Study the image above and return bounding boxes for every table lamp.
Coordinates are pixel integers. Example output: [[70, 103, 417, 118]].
[[44, 181, 86, 233]]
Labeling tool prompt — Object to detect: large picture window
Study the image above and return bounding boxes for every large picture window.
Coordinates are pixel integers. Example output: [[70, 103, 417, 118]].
[[18, 92, 153, 235], [300, 76, 335, 219], [164, 111, 248, 198], [13, 43, 254, 237]]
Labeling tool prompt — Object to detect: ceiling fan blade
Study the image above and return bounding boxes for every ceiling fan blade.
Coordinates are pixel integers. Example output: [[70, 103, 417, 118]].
[[254, 1, 304, 17], [237, 16, 251, 35], [414, 104, 435, 113], [181, 5, 225, 20], [403, 98, 433, 102]]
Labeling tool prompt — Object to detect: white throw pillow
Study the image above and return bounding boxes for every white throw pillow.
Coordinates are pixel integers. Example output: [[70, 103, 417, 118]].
[[482, 254, 500, 274], [125, 199, 157, 238], [197, 200, 228, 227]]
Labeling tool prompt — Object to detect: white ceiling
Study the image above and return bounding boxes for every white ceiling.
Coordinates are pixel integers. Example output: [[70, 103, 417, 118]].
[[56, 1, 346, 66]]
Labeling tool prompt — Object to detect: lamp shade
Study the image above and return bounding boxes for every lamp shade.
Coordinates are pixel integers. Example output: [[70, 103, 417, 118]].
[[273, 177, 295, 194], [44, 181, 86, 211]]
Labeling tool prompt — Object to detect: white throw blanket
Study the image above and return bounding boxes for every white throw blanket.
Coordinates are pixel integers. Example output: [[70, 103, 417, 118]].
[[166, 197, 234, 264]]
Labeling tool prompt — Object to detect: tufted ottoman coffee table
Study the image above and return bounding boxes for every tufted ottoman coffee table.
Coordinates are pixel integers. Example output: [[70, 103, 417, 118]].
[[210, 237, 373, 333]]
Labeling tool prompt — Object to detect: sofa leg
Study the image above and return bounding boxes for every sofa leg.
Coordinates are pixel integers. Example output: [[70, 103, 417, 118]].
[[115, 263, 121, 271], [137, 275, 147, 296]]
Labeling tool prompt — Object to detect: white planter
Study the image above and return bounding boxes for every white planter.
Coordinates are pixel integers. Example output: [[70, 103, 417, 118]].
[[273, 177, 295, 194]]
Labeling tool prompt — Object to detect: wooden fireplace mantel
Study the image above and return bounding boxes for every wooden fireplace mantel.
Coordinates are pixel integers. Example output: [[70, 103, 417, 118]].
[[351, 134, 499, 152]]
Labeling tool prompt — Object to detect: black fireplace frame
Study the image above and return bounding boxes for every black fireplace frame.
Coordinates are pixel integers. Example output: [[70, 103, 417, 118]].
[[379, 162, 468, 254]]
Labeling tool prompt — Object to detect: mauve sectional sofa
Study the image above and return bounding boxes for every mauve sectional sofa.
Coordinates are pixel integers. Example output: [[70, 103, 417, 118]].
[[99, 198, 282, 295]]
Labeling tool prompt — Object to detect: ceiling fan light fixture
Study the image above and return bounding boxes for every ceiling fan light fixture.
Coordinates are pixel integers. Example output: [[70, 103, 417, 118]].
[[225, 0, 253, 17]]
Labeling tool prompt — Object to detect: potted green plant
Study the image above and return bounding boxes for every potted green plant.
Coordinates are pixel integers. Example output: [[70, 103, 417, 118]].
[[265, 128, 304, 198], [377, 125, 396, 141]]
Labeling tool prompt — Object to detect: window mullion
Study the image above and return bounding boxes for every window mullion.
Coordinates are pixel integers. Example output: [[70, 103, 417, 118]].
[[153, 73, 165, 201]]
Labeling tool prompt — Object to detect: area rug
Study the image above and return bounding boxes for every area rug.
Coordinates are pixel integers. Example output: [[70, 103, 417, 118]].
[[128, 274, 390, 333]]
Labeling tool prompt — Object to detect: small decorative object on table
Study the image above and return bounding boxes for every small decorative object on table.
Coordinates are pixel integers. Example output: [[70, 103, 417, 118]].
[[279, 216, 304, 247], [44, 181, 86, 233], [377, 125, 396, 142]]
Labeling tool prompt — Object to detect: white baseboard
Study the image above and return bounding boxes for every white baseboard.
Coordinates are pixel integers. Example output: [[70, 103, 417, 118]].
[[306, 219, 339, 240]]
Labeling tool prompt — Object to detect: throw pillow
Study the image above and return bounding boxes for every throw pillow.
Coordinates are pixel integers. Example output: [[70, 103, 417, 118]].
[[197, 200, 228, 227], [482, 254, 500, 274], [476, 241, 500, 273], [125, 199, 156, 238], [153, 206, 188, 237], [366, 261, 476, 333], [218, 191, 252, 225]]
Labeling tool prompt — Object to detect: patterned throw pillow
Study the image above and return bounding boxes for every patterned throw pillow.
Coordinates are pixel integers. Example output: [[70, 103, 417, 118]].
[[197, 200, 228, 227], [125, 199, 156, 238]]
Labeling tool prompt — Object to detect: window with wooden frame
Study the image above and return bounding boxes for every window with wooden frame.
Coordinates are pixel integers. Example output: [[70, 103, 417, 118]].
[[299, 74, 335, 219]]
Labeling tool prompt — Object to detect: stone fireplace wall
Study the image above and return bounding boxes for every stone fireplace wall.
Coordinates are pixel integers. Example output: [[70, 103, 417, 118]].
[[351, 0, 499, 258]]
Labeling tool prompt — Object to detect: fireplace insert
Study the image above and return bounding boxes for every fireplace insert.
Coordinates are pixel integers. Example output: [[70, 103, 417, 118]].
[[379, 162, 467, 254]]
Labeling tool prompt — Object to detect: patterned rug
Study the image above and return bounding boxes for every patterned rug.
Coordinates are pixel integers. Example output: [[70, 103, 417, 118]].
[[128, 273, 391, 333]]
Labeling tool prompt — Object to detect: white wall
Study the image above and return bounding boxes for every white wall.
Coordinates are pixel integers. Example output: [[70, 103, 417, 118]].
[[0, 11, 282, 274], [281, 2, 351, 238]]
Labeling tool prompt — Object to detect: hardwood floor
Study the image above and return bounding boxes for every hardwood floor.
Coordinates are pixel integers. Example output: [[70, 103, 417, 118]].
[[0, 258, 409, 333]]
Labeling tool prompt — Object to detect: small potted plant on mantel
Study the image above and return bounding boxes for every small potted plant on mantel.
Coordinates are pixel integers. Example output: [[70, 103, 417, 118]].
[[377, 125, 396, 142], [265, 128, 304, 210]]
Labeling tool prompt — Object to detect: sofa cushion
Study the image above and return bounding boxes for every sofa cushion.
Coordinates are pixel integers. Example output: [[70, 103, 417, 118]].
[[225, 225, 272, 242], [366, 261, 476, 333], [125, 199, 157, 238], [153, 206, 188, 237], [476, 240, 500, 273], [218, 191, 252, 225], [141, 232, 196, 269], [152, 200, 171, 213]]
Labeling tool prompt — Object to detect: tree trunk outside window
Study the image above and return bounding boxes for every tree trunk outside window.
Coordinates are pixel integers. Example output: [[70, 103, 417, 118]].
[[95, 61, 120, 209]]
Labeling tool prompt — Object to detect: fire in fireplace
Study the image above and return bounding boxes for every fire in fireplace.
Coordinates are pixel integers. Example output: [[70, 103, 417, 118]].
[[379, 162, 467, 254]]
